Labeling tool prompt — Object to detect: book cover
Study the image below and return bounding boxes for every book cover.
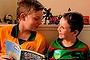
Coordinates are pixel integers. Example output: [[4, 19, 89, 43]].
[[6, 40, 45, 60], [6, 40, 21, 60]]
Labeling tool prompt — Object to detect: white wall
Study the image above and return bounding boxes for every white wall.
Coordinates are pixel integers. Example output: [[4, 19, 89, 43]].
[[39, 0, 90, 16], [78, 25, 90, 48], [0, 0, 17, 21], [0, 0, 90, 21]]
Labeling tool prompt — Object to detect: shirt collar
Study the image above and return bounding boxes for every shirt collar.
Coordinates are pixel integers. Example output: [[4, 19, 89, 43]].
[[11, 24, 36, 40]]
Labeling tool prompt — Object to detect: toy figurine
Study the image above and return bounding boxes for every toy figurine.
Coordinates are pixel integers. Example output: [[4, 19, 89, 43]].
[[3, 14, 13, 24], [43, 8, 52, 24], [49, 16, 60, 25], [83, 16, 89, 25], [68, 8, 71, 12]]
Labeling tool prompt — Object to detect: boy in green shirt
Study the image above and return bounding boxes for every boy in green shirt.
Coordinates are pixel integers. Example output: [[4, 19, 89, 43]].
[[46, 12, 89, 60]]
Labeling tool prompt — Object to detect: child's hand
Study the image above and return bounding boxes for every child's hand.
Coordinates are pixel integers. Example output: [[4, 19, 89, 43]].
[[0, 55, 14, 60]]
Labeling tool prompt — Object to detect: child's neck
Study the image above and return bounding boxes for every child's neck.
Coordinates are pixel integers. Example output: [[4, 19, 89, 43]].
[[18, 31, 31, 41], [62, 38, 76, 47]]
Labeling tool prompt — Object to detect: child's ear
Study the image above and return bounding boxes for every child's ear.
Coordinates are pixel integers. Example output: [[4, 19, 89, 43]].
[[74, 30, 79, 36], [19, 13, 26, 21]]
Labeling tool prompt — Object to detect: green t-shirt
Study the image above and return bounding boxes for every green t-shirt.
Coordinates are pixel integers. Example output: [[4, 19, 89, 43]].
[[46, 38, 89, 60]]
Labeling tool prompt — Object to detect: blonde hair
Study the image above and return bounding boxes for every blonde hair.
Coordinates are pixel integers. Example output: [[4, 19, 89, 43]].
[[17, 0, 44, 19]]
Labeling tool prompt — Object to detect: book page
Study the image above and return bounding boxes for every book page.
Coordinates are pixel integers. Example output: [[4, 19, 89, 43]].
[[20, 49, 45, 60], [6, 40, 45, 60]]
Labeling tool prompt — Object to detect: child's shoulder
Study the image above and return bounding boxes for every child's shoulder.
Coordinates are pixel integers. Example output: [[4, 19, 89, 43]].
[[0, 25, 14, 31]]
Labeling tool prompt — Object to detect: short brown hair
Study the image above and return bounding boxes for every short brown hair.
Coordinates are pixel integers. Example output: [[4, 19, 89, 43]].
[[17, 0, 44, 19], [62, 12, 84, 36]]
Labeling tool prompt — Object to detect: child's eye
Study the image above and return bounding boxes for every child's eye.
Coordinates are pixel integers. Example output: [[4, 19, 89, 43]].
[[61, 26, 65, 29], [62, 27, 65, 29], [34, 18, 39, 20]]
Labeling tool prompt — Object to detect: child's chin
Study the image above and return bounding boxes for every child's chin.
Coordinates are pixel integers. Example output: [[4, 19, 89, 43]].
[[59, 36, 63, 39], [29, 29, 36, 31], [59, 36, 64, 39]]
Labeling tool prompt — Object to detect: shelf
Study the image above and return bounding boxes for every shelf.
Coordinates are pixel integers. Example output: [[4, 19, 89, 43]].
[[0, 24, 90, 48], [38, 25, 90, 31], [83, 25, 90, 31], [0, 24, 90, 31]]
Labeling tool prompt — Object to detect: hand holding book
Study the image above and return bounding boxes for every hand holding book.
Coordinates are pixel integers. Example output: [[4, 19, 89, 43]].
[[6, 40, 45, 60]]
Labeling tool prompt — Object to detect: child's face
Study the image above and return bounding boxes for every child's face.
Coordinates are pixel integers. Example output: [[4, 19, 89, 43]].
[[57, 17, 75, 40], [23, 10, 43, 31]]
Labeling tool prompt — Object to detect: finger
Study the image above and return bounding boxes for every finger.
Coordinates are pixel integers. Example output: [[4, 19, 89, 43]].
[[0, 57, 11, 60]]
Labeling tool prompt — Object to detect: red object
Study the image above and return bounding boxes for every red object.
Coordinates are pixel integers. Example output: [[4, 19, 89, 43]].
[[87, 58, 90, 60], [50, 58, 56, 60], [50, 16, 57, 21], [83, 16, 89, 24]]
